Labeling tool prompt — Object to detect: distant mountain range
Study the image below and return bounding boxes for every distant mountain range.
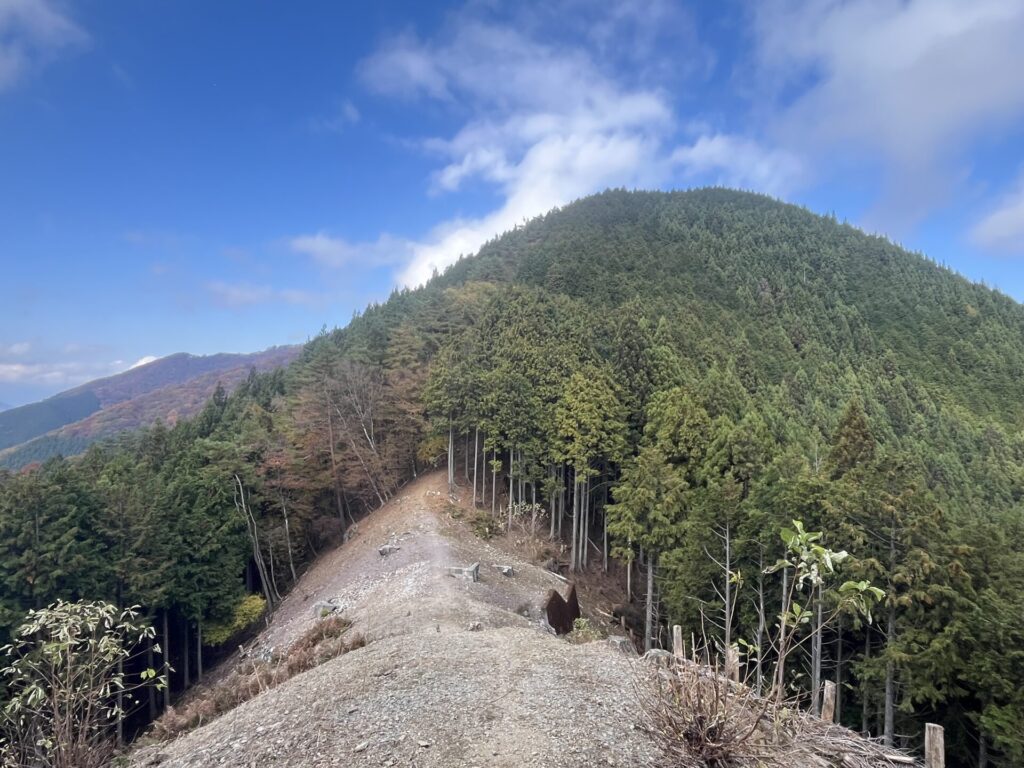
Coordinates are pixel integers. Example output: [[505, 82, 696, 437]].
[[0, 403, 10, 414], [0, 347, 300, 469]]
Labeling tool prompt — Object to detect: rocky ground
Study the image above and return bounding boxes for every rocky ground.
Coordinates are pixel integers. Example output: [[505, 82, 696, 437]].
[[132, 472, 661, 767]]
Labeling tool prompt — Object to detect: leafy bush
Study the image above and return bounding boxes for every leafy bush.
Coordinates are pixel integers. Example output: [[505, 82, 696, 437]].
[[567, 617, 603, 644], [204, 594, 267, 646]]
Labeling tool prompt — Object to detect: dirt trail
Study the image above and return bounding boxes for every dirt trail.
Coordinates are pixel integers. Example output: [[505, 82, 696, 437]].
[[134, 472, 660, 767]]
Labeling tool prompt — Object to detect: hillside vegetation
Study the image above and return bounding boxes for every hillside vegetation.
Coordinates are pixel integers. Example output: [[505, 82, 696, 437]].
[[1, 189, 1022, 765]]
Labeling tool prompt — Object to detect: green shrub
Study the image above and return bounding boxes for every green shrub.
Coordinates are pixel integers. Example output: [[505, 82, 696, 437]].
[[568, 617, 603, 644], [204, 594, 267, 646]]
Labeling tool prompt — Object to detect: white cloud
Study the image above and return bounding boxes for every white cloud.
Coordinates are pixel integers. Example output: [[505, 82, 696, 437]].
[[289, 232, 411, 269], [671, 134, 803, 197], [129, 355, 159, 369], [972, 172, 1024, 254], [752, 0, 1024, 226], [0, 342, 31, 356], [358, 6, 756, 288], [309, 99, 361, 134], [0, 0, 86, 92], [0, 359, 125, 386]]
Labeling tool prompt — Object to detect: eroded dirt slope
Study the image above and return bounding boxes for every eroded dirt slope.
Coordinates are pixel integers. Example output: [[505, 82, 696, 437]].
[[134, 472, 659, 767]]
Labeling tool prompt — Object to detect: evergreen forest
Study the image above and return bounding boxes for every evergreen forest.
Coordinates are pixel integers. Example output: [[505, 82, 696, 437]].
[[2, 189, 1023, 765]]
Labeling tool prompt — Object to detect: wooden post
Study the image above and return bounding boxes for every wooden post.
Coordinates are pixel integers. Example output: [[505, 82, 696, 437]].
[[672, 625, 683, 658], [925, 723, 944, 768], [726, 646, 740, 683], [821, 680, 837, 722]]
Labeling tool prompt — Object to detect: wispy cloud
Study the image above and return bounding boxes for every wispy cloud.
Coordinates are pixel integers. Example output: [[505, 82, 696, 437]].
[[205, 281, 325, 309], [358, 3, 776, 288], [751, 0, 1024, 228], [289, 232, 410, 268], [0, 0, 87, 92], [308, 99, 361, 134], [972, 171, 1024, 254]]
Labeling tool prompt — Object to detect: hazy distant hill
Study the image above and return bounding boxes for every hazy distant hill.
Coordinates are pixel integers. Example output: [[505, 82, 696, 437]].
[[0, 403, 10, 413], [0, 347, 299, 468]]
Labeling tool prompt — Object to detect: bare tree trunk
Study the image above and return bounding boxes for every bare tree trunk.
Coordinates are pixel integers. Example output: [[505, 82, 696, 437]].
[[197, 621, 203, 681], [645, 552, 655, 652], [325, 393, 347, 525], [557, 465, 564, 538], [182, 619, 190, 690], [835, 614, 843, 723], [755, 552, 766, 695], [570, 474, 580, 573], [147, 639, 157, 719], [812, 583, 823, 715], [116, 656, 124, 746], [280, 495, 298, 584], [862, 630, 871, 735], [549, 465, 556, 539], [627, 552, 632, 602], [724, 520, 733, 654], [775, 566, 790, 700], [162, 611, 171, 709], [472, 427, 479, 506], [884, 599, 896, 747], [447, 421, 454, 494], [884, 522, 897, 747], [979, 732, 988, 768], [464, 430, 469, 481]]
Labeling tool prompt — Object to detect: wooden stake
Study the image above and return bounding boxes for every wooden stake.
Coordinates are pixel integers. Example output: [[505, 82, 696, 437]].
[[726, 646, 740, 683], [822, 680, 837, 722], [925, 723, 944, 768], [672, 625, 683, 658]]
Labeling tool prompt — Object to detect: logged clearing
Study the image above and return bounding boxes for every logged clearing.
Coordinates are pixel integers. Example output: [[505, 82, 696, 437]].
[[132, 471, 659, 767]]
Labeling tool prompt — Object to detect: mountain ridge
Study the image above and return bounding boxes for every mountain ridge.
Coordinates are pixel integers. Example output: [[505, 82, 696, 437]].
[[0, 346, 300, 468]]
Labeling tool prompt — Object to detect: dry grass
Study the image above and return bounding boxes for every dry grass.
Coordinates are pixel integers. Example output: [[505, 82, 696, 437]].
[[151, 616, 364, 740], [639, 659, 920, 768]]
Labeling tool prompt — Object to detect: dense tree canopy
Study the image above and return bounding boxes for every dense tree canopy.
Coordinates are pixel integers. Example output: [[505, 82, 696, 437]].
[[1, 189, 1022, 763]]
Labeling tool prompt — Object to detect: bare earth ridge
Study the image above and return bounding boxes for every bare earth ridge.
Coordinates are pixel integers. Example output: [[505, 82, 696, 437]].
[[133, 472, 660, 767]]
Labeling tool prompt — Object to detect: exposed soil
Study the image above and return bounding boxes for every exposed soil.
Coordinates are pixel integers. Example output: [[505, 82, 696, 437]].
[[132, 472, 660, 767]]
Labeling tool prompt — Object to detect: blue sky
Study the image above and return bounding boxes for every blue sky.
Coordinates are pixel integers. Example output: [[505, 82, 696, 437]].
[[2, 0, 1024, 407]]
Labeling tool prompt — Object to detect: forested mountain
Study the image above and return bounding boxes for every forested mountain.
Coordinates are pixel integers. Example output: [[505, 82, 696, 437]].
[[0, 347, 300, 468], [1, 189, 1022, 765]]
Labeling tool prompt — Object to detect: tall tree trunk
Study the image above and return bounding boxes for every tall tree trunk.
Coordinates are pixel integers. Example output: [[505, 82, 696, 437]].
[[979, 732, 988, 768], [835, 614, 844, 723], [491, 448, 497, 515], [570, 474, 580, 573], [627, 551, 632, 602], [464, 430, 469, 481], [162, 611, 171, 709], [116, 656, 124, 746], [884, 522, 897, 747], [812, 582, 823, 715], [280, 495, 298, 584], [325, 394, 347, 525], [883, 600, 896, 747], [723, 520, 733, 653], [862, 630, 871, 735], [182, 619, 190, 691], [644, 552, 655, 652], [147, 639, 157, 719], [776, 566, 790, 701], [755, 557, 766, 695], [197, 621, 203, 681], [447, 421, 454, 493], [549, 465, 556, 539], [472, 427, 479, 506], [557, 465, 564, 539]]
